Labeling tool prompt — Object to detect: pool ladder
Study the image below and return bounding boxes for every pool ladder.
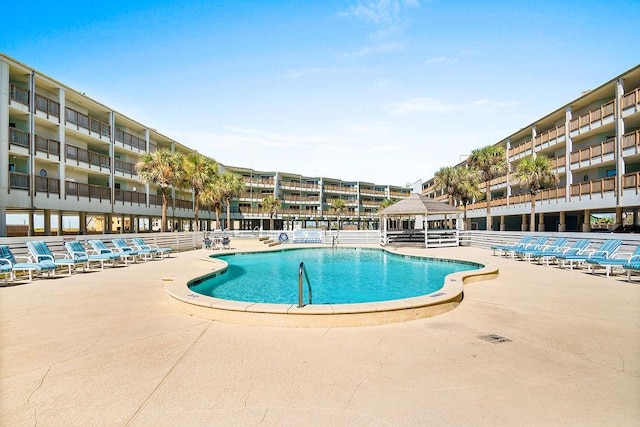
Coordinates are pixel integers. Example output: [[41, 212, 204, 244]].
[[298, 262, 313, 307]]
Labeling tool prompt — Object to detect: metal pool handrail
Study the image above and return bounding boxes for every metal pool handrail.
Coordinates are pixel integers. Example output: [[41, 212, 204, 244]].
[[298, 262, 312, 307]]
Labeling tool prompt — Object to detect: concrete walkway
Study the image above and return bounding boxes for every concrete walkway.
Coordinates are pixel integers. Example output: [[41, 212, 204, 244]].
[[1, 240, 639, 426]]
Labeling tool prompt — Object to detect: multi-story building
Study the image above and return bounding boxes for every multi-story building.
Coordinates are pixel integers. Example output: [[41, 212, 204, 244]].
[[0, 54, 410, 237], [423, 64, 640, 232]]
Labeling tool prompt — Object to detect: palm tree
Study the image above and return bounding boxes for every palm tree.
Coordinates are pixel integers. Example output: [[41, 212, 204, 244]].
[[468, 145, 508, 230], [515, 155, 558, 232], [379, 198, 399, 211], [180, 152, 219, 231], [218, 172, 245, 231], [330, 199, 347, 230], [261, 195, 282, 230], [136, 148, 184, 232], [452, 166, 483, 230], [434, 166, 457, 205], [200, 180, 224, 230]]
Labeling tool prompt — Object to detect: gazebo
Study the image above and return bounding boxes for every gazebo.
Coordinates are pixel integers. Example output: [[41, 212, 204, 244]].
[[380, 193, 462, 248]]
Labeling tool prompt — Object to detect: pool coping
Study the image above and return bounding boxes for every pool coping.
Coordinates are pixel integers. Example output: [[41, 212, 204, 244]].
[[164, 245, 499, 327]]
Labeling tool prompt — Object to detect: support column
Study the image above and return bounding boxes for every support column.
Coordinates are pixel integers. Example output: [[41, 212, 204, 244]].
[[558, 211, 566, 232], [0, 206, 6, 237], [79, 211, 86, 235], [614, 206, 623, 229], [106, 214, 113, 233], [521, 214, 528, 232], [43, 209, 52, 236], [57, 214, 63, 236], [500, 215, 506, 231], [537, 212, 545, 232], [582, 209, 591, 232], [28, 212, 34, 236]]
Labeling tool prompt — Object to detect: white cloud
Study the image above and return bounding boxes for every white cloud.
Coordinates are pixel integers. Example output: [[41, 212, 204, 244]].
[[341, 0, 420, 27], [425, 56, 457, 65], [387, 97, 517, 115]]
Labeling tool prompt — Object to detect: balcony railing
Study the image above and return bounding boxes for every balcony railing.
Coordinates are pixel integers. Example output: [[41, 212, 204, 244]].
[[114, 189, 146, 205], [534, 124, 566, 150], [622, 88, 639, 110], [35, 94, 60, 119], [508, 140, 532, 158], [468, 185, 566, 210], [569, 100, 615, 132], [324, 185, 357, 193], [173, 198, 193, 210], [570, 177, 616, 198], [35, 135, 61, 158], [622, 130, 640, 153], [65, 107, 111, 137], [9, 171, 29, 191], [569, 138, 615, 166], [623, 172, 640, 191], [244, 177, 275, 187], [65, 181, 111, 202], [115, 129, 147, 151], [552, 155, 566, 172], [279, 181, 321, 190], [282, 195, 320, 203], [66, 144, 111, 170], [10, 83, 29, 106], [35, 176, 60, 196], [114, 158, 137, 175], [9, 127, 30, 149]]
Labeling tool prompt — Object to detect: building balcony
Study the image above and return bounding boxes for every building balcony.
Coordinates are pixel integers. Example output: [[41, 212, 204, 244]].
[[9, 171, 29, 191], [115, 129, 147, 152], [281, 195, 320, 203], [622, 87, 640, 117], [570, 176, 616, 200], [569, 138, 615, 170], [35, 94, 60, 121], [114, 158, 138, 177], [323, 185, 357, 194], [244, 177, 275, 187], [508, 139, 533, 160], [35, 135, 61, 160], [552, 155, 567, 174], [65, 144, 111, 172], [279, 180, 320, 191], [35, 175, 61, 197], [534, 124, 566, 152], [65, 107, 111, 140], [65, 181, 111, 202], [114, 189, 146, 206], [9, 83, 29, 107], [622, 130, 640, 155], [9, 127, 30, 151], [569, 100, 615, 137]]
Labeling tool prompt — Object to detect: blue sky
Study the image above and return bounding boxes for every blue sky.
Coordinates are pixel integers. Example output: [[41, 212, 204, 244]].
[[3, 0, 638, 186]]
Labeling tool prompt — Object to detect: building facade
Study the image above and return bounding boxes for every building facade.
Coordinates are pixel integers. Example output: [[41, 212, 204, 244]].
[[0, 54, 411, 237], [423, 65, 640, 232]]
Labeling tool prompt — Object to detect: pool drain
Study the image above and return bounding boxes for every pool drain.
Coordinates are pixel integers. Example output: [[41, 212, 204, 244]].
[[479, 334, 511, 343]]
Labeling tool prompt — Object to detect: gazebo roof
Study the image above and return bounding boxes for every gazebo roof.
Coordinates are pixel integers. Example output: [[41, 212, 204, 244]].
[[380, 193, 462, 215]]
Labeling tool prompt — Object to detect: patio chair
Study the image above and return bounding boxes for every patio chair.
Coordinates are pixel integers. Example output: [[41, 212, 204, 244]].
[[27, 240, 87, 275], [557, 239, 623, 270], [508, 236, 549, 259], [586, 245, 640, 277], [516, 238, 569, 263], [0, 245, 57, 282], [490, 235, 533, 256], [131, 237, 171, 258], [112, 239, 149, 261], [533, 239, 591, 266], [66, 241, 119, 269], [623, 261, 640, 282], [221, 236, 231, 250], [88, 239, 137, 264]]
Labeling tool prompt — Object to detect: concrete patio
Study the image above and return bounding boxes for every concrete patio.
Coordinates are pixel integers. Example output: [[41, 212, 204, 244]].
[[1, 239, 638, 426]]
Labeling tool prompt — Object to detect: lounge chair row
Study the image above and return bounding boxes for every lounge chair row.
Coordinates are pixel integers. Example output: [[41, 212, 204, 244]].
[[0, 238, 172, 284], [491, 236, 640, 281]]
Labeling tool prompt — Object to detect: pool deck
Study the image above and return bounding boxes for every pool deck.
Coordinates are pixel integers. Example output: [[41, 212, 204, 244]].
[[1, 239, 639, 426]]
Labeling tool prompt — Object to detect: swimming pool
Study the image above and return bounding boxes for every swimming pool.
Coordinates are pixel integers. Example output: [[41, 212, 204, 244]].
[[189, 248, 481, 305]]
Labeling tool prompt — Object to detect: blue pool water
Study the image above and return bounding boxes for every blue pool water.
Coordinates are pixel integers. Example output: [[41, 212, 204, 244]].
[[190, 248, 480, 305]]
